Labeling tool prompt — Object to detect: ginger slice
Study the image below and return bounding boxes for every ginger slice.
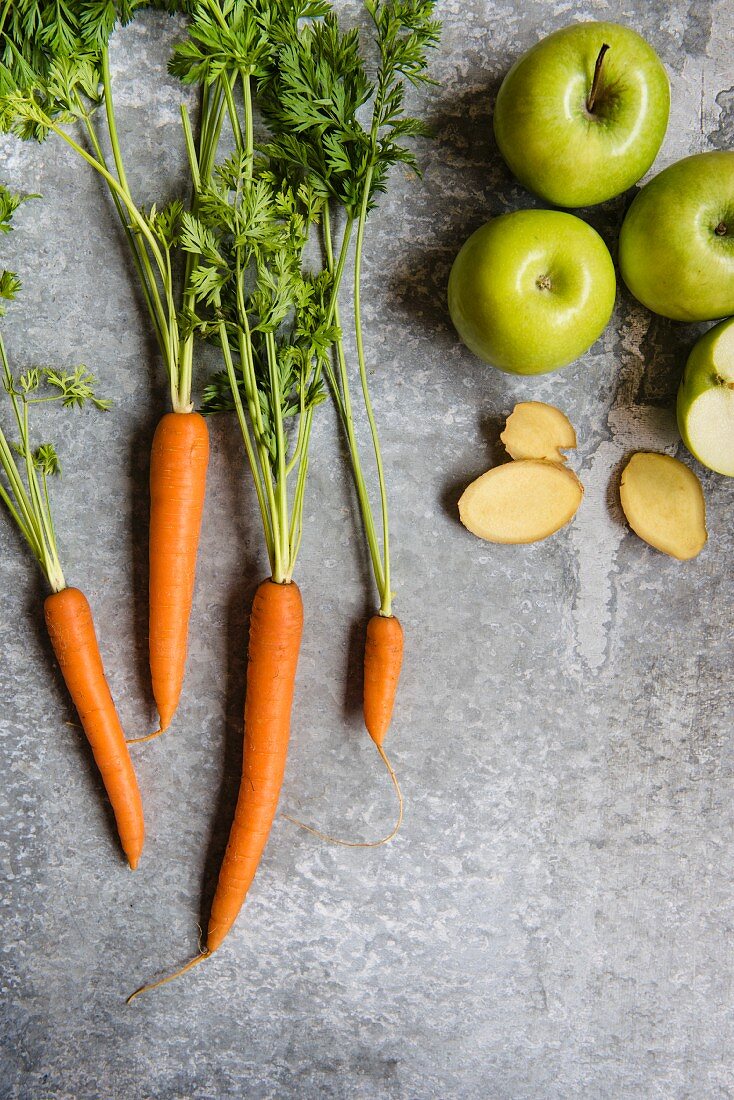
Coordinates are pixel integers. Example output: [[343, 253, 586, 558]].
[[458, 459, 584, 544], [500, 401, 577, 463], [619, 452, 707, 561]]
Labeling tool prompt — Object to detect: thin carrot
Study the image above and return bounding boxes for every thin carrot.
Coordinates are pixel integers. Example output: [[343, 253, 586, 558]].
[[45, 588, 145, 869], [146, 411, 209, 736], [127, 579, 302, 1001], [363, 613, 403, 748], [208, 579, 303, 952], [259, 9, 438, 819]]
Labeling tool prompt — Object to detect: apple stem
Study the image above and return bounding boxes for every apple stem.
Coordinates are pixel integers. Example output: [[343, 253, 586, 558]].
[[586, 43, 610, 114]]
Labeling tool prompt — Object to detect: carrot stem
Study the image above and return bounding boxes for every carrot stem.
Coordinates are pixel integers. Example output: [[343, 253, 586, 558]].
[[322, 204, 386, 598]]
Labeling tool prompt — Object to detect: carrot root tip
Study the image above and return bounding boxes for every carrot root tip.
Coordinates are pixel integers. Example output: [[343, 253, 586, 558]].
[[126, 726, 165, 746], [126, 949, 211, 1004], [283, 743, 403, 848]]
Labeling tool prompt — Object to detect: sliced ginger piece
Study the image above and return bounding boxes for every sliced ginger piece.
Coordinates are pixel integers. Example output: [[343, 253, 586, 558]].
[[500, 401, 577, 463], [619, 452, 707, 561], [459, 459, 584, 544]]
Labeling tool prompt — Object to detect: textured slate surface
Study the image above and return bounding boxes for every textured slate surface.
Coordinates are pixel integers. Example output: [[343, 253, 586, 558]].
[[1, 3, 733, 1098]]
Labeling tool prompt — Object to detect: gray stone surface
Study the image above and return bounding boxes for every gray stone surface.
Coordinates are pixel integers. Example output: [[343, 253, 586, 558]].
[[1, 2, 733, 1097]]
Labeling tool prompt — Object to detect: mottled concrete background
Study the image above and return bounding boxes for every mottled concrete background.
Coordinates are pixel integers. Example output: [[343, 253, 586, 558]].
[[1, 2, 733, 1098]]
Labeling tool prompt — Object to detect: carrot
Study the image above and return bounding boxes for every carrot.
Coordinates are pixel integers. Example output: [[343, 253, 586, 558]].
[[45, 587, 145, 869], [363, 613, 403, 747], [147, 411, 209, 735], [208, 579, 303, 951], [127, 579, 302, 1000]]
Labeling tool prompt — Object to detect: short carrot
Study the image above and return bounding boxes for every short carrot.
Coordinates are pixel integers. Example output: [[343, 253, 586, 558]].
[[208, 579, 303, 952], [363, 613, 404, 748], [148, 411, 209, 734], [45, 588, 145, 869]]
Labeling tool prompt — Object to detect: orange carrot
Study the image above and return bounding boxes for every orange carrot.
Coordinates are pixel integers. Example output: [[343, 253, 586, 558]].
[[44, 587, 145, 869], [363, 613, 403, 748], [208, 578, 303, 952], [127, 578, 303, 1000], [148, 411, 209, 734]]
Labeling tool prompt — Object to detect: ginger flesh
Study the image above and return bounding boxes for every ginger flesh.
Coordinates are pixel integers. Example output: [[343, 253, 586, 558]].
[[500, 401, 577, 463], [459, 459, 584, 544], [619, 452, 707, 560]]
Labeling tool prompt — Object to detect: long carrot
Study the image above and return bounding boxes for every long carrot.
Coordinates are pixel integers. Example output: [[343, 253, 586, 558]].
[[45, 588, 145, 869], [208, 579, 303, 951], [147, 411, 209, 735], [127, 35, 336, 993], [128, 579, 304, 998]]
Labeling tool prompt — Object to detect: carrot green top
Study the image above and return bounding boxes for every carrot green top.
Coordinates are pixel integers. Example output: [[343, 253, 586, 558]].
[[252, 0, 440, 612], [174, 2, 338, 584], [171, 0, 440, 599], [0, 187, 110, 593], [0, 1, 221, 415]]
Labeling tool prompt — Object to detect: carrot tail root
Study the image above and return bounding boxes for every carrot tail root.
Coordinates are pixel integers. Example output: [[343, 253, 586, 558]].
[[283, 741, 403, 848], [126, 726, 164, 746], [126, 949, 211, 1004]]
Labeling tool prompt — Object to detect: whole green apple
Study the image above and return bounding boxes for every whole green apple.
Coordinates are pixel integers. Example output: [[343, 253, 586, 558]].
[[619, 151, 734, 321], [677, 317, 734, 476], [493, 22, 670, 208], [448, 209, 616, 374]]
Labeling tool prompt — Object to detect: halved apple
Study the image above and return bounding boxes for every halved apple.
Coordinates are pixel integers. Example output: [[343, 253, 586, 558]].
[[459, 460, 583, 543], [619, 452, 707, 560], [677, 317, 734, 477]]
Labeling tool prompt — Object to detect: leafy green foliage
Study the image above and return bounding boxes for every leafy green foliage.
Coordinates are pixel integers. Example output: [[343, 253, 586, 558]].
[[0, 1, 165, 137], [0, 185, 31, 316], [260, 0, 440, 213], [33, 441, 61, 475], [0, 269, 21, 305], [169, 0, 273, 85], [0, 184, 33, 232], [191, 156, 335, 465], [4, 364, 111, 410]]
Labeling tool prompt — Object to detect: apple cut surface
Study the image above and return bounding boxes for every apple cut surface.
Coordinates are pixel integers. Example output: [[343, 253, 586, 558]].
[[458, 460, 583, 544], [682, 389, 734, 477], [677, 317, 734, 477], [500, 402, 577, 463], [619, 453, 707, 560]]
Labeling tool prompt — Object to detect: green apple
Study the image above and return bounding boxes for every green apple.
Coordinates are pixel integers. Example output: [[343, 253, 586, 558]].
[[619, 151, 734, 321], [448, 209, 616, 374], [677, 317, 734, 477], [493, 22, 670, 208]]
